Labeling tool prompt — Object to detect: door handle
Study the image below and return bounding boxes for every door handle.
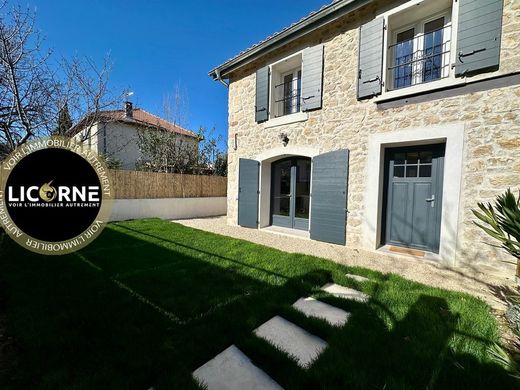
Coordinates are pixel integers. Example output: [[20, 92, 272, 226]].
[[426, 195, 435, 208]]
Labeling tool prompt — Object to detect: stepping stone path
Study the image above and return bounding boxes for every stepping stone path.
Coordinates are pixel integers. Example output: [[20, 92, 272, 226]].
[[345, 273, 370, 283], [192, 345, 283, 390], [193, 282, 371, 386], [293, 297, 350, 326], [321, 283, 369, 303], [254, 315, 327, 368]]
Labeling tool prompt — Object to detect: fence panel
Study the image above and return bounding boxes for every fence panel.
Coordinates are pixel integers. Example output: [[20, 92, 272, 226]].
[[109, 170, 227, 199]]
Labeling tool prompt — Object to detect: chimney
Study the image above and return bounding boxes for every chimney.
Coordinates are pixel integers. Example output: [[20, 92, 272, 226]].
[[124, 101, 133, 118]]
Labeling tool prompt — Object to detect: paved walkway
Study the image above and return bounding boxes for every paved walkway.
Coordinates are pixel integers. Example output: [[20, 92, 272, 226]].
[[175, 217, 513, 310], [193, 281, 367, 389]]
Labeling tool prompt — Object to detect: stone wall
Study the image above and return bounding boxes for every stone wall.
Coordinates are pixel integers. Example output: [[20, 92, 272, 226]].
[[225, 0, 520, 273]]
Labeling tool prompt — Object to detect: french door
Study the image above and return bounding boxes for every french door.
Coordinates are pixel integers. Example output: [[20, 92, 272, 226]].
[[271, 157, 311, 230]]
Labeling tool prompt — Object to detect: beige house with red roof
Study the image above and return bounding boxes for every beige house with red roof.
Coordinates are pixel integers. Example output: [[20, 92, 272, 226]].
[[69, 102, 198, 170]]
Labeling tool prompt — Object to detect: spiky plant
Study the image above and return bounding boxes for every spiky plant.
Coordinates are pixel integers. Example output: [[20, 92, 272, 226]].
[[473, 189, 520, 281]]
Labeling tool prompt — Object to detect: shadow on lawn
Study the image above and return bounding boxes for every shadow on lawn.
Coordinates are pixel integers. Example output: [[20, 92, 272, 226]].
[[1, 223, 518, 389]]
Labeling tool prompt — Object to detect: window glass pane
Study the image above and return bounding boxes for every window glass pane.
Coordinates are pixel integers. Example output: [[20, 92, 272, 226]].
[[424, 17, 444, 34], [296, 70, 302, 112], [423, 17, 444, 82], [419, 165, 432, 177], [397, 28, 415, 43], [406, 152, 419, 164], [394, 28, 414, 89], [283, 74, 294, 116], [419, 151, 433, 163], [274, 197, 290, 216], [394, 166, 404, 178], [406, 165, 418, 177], [272, 160, 291, 216], [295, 159, 310, 219], [394, 153, 405, 164]]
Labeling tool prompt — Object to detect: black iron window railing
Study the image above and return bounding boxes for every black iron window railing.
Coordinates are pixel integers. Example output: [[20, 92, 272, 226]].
[[388, 24, 451, 91], [274, 71, 301, 117]]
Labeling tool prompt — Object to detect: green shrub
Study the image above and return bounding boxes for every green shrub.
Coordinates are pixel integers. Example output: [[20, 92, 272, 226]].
[[473, 188, 520, 268]]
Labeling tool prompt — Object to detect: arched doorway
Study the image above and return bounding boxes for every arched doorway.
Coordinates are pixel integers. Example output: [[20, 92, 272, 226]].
[[270, 157, 311, 230]]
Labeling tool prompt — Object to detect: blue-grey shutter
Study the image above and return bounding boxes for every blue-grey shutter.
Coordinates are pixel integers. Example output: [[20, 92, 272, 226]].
[[310, 149, 349, 245], [455, 0, 504, 76], [255, 66, 269, 123], [301, 45, 324, 111], [357, 17, 385, 100], [238, 158, 259, 228]]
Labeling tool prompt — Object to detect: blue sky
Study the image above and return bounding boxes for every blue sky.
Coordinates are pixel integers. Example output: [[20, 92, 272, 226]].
[[13, 0, 327, 149]]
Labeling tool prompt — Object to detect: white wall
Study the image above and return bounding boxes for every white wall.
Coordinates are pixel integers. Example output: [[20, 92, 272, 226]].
[[73, 123, 99, 153], [103, 121, 141, 170], [109, 197, 227, 222]]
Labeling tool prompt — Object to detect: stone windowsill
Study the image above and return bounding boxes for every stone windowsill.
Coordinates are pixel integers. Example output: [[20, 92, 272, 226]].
[[374, 77, 466, 103], [264, 112, 308, 128]]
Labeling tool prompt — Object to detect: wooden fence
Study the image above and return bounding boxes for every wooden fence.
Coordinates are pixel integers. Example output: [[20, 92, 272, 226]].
[[109, 170, 227, 199]]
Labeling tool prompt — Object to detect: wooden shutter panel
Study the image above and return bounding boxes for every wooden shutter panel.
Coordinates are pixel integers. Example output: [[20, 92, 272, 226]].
[[255, 66, 269, 123], [310, 149, 349, 245], [455, 0, 504, 76], [357, 17, 385, 100], [301, 45, 324, 111], [238, 158, 259, 228]]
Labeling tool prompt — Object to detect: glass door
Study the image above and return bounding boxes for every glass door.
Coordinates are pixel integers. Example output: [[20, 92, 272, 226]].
[[271, 157, 311, 230]]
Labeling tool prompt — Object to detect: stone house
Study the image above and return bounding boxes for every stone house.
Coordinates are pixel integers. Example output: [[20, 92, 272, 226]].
[[209, 0, 519, 275], [69, 102, 199, 170]]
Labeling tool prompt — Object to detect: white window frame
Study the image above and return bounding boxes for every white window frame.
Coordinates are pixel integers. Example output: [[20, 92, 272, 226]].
[[378, 0, 460, 101], [264, 51, 308, 128], [387, 9, 452, 91]]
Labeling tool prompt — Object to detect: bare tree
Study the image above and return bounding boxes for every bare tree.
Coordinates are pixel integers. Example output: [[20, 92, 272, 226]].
[[197, 126, 224, 174], [60, 54, 125, 142], [0, 1, 124, 160], [136, 128, 198, 173], [136, 84, 198, 173], [162, 82, 190, 128], [136, 85, 226, 174], [0, 1, 58, 156]]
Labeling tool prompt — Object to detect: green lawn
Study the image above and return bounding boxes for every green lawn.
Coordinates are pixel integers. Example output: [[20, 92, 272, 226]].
[[0, 219, 517, 389]]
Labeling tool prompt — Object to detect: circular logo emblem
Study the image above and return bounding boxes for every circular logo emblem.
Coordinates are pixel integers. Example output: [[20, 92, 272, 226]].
[[0, 137, 113, 255]]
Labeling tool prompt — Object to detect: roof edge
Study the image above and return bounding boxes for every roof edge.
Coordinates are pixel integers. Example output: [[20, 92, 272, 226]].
[[209, 0, 373, 80]]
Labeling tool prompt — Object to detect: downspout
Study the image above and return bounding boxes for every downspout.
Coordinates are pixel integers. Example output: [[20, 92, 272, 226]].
[[215, 68, 229, 88]]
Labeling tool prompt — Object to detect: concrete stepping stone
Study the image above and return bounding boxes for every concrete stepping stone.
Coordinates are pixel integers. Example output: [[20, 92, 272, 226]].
[[254, 315, 327, 368], [192, 345, 283, 390], [345, 273, 370, 283], [293, 297, 350, 326], [321, 283, 369, 303]]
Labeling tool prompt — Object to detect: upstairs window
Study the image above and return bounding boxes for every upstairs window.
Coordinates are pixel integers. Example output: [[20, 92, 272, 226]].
[[387, 10, 452, 91], [357, 0, 506, 100], [270, 54, 302, 118], [254, 45, 323, 123]]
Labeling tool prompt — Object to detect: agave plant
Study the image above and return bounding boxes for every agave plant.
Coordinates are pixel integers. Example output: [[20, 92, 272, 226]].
[[472, 189, 520, 281]]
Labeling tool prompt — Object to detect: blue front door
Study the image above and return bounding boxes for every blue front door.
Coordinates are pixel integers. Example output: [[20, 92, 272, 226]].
[[384, 144, 444, 253]]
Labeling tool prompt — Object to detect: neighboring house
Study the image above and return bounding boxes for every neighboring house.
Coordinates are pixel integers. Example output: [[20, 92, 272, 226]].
[[209, 0, 519, 275], [69, 102, 199, 170]]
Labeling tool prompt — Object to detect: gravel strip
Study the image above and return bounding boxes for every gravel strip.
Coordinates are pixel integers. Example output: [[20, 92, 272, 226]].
[[174, 217, 514, 310]]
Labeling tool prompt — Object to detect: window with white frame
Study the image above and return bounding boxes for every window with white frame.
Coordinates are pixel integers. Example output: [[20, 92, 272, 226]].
[[270, 53, 302, 118], [357, 0, 503, 100], [386, 4, 452, 91]]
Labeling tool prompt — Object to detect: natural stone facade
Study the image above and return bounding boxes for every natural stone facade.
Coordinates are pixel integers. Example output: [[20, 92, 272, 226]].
[[224, 0, 520, 274]]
